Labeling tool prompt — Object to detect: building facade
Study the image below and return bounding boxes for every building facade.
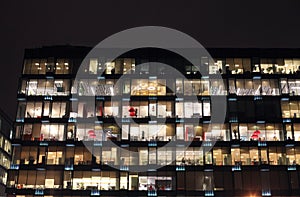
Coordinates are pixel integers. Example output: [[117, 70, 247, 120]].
[[0, 109, 12, 196], [6, 46, 300, 197]]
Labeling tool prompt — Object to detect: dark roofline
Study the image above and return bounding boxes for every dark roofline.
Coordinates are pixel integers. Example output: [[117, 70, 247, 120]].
[[24, 45, 92, 59], [23, 45, 300, 59], [206, 48, 300, 58]]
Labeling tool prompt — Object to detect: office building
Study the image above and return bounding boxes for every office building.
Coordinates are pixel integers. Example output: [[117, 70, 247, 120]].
[[6, 46, 300, 197], [0, 109, 12, 196]]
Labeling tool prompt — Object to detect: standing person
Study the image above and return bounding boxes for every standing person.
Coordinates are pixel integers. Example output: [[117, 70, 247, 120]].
[[142, 130, 145, 141], [135, 108, 138, 118], [121, 158, 125, 166], [149, 184, 153, 191], [111, 67, 115, 74], [181, 157, 185, 165]]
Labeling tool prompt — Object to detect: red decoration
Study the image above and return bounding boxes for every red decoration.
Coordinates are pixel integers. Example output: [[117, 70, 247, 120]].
[[89, 134, 96, 138], [251, 134, 259, 139], [253, 130, 261, 135], [88, 130, 95, 135], [129, 107, 135, 117]]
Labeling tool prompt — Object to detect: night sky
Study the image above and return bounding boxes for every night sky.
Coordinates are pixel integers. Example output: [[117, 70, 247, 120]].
[[0, 0, 299, 119]]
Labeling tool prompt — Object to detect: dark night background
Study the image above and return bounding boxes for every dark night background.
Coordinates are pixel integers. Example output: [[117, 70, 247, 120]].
[[0, 0, 299, 119]]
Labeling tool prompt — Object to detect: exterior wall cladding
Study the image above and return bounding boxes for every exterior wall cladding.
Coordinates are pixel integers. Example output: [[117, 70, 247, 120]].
[[6, 46, 300, 197]]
